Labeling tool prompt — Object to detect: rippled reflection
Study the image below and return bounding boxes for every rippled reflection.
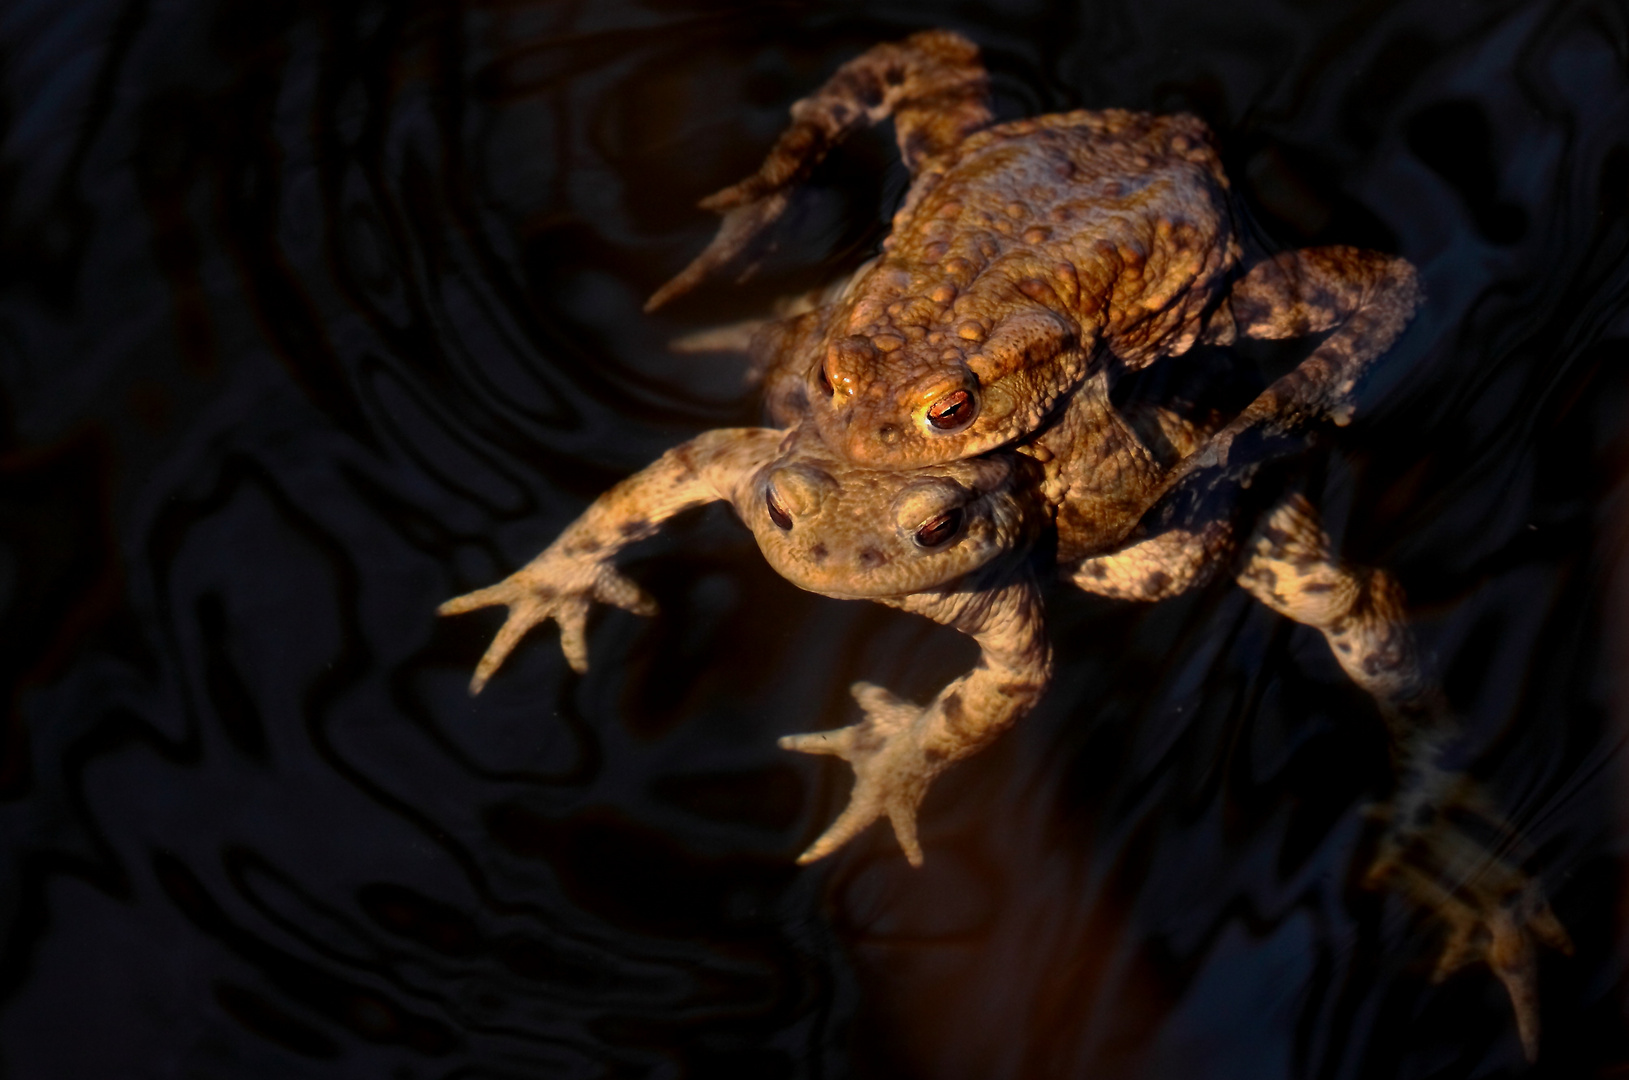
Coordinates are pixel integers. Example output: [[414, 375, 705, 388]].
[[1, 1, 1626, 1077]]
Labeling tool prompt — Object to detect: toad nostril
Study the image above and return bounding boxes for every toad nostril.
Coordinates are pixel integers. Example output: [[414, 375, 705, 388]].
[[768, 465, 837, 517]]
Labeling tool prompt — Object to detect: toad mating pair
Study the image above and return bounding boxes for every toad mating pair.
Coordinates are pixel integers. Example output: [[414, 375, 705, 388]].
[[440, 30, 1567, 1055]]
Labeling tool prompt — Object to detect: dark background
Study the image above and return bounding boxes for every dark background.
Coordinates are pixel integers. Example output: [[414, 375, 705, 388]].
[[1, 1, 1627, 1077]]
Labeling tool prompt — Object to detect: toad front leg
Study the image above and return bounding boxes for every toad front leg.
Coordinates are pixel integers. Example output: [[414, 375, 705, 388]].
[[439, 428, 781, 690], [781, 571, 1051, 867]]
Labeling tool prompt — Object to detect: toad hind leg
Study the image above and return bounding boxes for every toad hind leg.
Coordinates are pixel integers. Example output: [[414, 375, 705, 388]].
[[646, 29, 993, 311], [1237, 494, 1569, 1061], [1067, 517, 1235, 602], [781, 572, 1051, 867], [1236, 493, 1426, 705], [1201, 247, 1422, 462]]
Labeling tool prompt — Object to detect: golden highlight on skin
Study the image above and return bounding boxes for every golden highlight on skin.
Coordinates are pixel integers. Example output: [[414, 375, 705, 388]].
[[446, 27, 1556, 1061]]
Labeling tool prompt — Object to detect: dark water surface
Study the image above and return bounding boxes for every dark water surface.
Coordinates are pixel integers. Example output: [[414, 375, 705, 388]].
[[3, 1, 1628, 1077]]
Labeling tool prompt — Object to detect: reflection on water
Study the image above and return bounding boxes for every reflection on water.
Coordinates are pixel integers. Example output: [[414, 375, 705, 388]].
[[1, 1, 1626, 1076]]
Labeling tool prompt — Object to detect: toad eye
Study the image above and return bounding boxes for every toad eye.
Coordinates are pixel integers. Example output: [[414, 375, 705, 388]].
[[914, 507, 964, 548], [815, 362, 834, 396], [926, 389, 976, 431], [765, 486, 793, 530]]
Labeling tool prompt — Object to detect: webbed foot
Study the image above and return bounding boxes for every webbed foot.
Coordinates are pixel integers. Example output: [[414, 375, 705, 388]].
[[1365, 787, 1572, 1060], [780, 681, 950, 867], [439, 558, 657, 691]]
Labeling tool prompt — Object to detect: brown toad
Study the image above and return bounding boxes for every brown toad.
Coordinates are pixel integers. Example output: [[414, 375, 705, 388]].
[[648, 29, 1420, 483], [440, 29, 1566, 1059]]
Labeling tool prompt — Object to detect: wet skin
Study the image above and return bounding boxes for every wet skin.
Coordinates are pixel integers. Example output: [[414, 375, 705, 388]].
[[648, 29, 1421, 483], [442, 29, 1566, 1059]]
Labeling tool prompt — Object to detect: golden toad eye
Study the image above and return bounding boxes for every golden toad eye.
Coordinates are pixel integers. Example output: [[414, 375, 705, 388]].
[[926, 389, 976, 430], [914, 507, 963, 548], [766, 486, 793, 530]]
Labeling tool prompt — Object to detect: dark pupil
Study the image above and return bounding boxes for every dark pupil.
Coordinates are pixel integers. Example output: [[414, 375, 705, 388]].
[[914, 507, 963, 548], [766, 488, 793, 530], [816, 363, 833, 395], [927, 390, 972, 430]]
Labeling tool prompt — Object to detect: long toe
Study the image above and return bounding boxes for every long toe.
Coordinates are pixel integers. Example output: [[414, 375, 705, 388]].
[[779, 727, 857, 759], [796, 795, 883, 865], [1487, 908, 1541, 1061], [886, 800, 925, 868]]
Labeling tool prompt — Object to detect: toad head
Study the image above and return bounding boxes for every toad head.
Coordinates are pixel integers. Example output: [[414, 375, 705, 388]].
[[741, 428, 1034, 600]]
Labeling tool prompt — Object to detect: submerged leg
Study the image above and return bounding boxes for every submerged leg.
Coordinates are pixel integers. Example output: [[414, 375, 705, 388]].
[[1236, 494, 1569, 1061], [646, 30, 992, 311], [781, 570, 1051, 867]]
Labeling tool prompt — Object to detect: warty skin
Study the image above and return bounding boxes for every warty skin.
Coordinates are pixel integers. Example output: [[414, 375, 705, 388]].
[[443, 28, 1564, 1059]]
